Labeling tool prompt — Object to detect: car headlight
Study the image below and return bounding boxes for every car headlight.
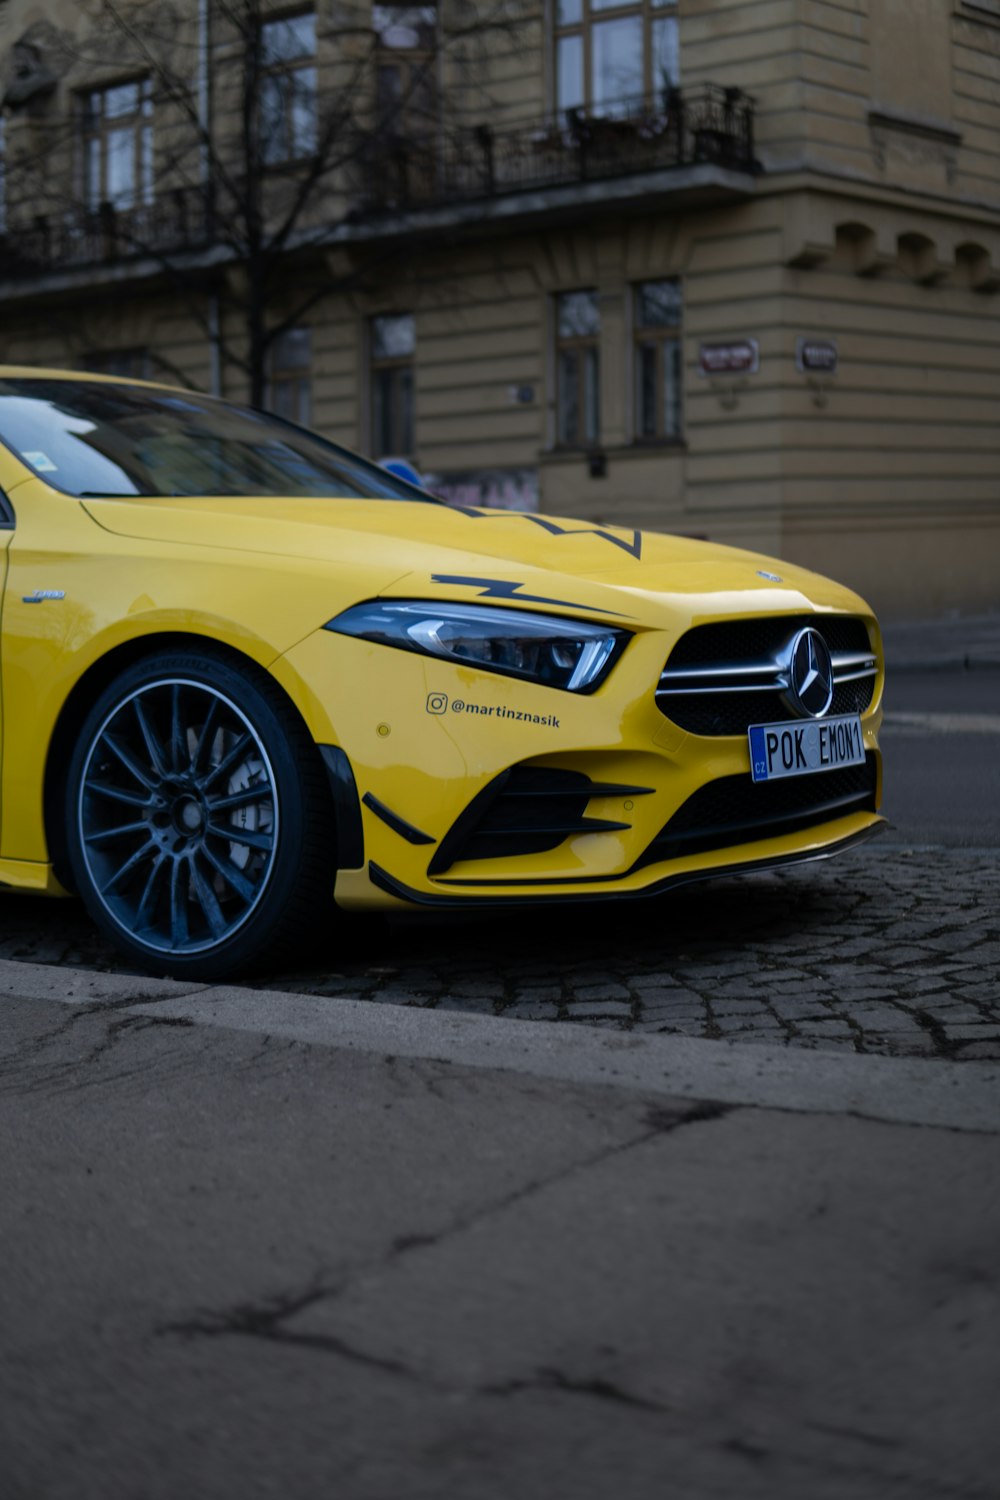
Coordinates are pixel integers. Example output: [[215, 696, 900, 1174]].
[[325, 601, 628, 692]]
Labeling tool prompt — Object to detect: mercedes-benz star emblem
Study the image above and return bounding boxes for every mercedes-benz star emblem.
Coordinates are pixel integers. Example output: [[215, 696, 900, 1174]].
[[783, 627, 834, 718]]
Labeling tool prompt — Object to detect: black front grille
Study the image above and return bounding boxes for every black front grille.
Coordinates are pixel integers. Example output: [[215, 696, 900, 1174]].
[[665, 678, 874, 738], [637, 754, 878, 868], [658, 615, 876, 736], [429, 767, 652, 876], [667, 615, 871, 666]]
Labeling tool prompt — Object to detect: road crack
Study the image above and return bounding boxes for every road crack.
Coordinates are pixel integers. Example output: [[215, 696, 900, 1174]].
[[160, 1284, 416, 1380], [482, 1367, 665, 1412], [156, 1098, 734, 1380]]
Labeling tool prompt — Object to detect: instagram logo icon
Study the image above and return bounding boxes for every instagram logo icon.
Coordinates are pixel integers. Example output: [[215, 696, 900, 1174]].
[[426, 692, 449, 715]]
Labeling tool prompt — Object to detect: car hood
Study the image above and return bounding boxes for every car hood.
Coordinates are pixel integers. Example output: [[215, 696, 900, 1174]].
[[81, 493, 872, 626]]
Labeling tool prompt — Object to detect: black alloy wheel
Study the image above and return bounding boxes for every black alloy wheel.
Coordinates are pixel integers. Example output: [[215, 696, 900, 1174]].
[[65, 650, 336, 979]]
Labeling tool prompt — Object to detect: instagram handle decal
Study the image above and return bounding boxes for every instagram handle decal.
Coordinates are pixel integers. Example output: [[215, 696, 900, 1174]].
[[425, 692, 560, 728]]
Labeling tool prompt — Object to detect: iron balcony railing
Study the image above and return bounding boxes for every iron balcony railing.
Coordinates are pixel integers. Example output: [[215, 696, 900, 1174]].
[[0, 85, 756, 276], [0, 187, 214, 279], [355, 84, 757, 216]]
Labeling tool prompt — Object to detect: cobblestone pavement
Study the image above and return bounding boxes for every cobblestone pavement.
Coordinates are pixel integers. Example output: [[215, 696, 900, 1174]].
[[0, 844, 997, 1062]]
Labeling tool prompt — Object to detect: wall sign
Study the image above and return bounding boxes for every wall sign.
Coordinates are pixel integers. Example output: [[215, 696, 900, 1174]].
[[698, 339, 760, 377], [796, 337, 838, 374]]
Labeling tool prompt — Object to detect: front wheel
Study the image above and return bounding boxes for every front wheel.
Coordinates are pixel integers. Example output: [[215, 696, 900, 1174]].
[[65, 649, 336, 980]]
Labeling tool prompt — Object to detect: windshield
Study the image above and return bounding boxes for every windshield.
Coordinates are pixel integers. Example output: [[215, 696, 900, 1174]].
[[0, 377, 437, 502]]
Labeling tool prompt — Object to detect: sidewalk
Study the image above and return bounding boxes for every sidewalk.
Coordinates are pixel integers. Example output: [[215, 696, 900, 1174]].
[[883, 611, 1000, 672]]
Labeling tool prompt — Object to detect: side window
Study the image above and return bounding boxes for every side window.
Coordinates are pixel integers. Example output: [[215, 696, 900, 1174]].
[[374, 4, 438, 139], [266, 328, 312, 426], [555, 289, 600, 447], [555, 0, 679, 118], [370, 312, 415, 457], [80, 79, 154, 210], [634, 279, 683, 442], [259, 11, 318, 165]]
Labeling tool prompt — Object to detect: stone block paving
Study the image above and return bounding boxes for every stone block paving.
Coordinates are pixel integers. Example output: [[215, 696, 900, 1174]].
[[0, 846, 996, 1062]]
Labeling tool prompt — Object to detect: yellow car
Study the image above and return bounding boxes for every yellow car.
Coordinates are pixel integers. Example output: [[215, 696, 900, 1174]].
[[0, 368, 884, 978]]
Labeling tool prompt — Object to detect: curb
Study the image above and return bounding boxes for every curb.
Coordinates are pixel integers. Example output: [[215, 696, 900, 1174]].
[[2, 956, 999, 1136]]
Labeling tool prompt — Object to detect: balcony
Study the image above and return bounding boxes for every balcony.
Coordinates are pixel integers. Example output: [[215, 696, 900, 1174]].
[[354, 85, 757, 219], [0, 188, 214, 281], [0, 84, 756, 287]]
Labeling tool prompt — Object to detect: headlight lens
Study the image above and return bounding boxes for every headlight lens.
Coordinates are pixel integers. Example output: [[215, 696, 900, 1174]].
[[325, 601, 628, 692]]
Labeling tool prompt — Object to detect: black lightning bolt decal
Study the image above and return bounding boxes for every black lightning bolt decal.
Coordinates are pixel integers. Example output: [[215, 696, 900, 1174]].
[[450, 508, 643, 560], [430, 575, 629, 616], [520, 515, 643, 558]]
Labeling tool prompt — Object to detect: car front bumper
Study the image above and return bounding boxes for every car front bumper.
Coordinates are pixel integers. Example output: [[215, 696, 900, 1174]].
[[273, 618, 885, 911]]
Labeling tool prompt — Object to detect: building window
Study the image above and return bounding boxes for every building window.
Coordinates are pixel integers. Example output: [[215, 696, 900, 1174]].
[[81, 79, 153, 211], [634, 279, 682, 442], [555, 290, 600, 447], [373, 5, 437, 138], [79, 349, 151, 380], [260, 11, 317, 165], [555, 0, 679, 117], [371, 312, 415, 457], [266, 327, 312, 425]]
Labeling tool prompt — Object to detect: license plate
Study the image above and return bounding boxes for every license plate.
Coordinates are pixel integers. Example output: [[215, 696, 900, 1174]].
[[748, 715, 865, 783]]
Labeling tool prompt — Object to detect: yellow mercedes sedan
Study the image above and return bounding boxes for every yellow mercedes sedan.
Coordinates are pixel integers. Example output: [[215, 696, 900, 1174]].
[[0, 369, 884, 978]]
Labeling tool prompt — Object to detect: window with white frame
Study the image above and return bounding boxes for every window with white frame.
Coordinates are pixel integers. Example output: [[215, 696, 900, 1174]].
[[370, 312, 415, 456], [555, 0, 679, 118], [80, 79, 153, 211], [555, 290, 601, 447], [634, 279, 682, 441], [259, 11, 317, 165], [266, 327, 312, 425]]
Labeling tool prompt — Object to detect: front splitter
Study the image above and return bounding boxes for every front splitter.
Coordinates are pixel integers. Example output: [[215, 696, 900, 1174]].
[[365, 820, 887, 909]]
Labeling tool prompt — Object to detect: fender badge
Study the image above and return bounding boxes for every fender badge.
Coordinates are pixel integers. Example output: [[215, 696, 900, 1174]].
[[756, 570, 783, 583], [23, 590, 66, 603]]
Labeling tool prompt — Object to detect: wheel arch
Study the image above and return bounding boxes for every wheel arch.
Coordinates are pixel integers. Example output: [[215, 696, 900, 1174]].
[[43, 631, 334, 890]]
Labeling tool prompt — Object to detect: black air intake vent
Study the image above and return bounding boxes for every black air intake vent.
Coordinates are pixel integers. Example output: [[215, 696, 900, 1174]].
[[637, 754, 878, 868], [429, 767, 652, 876]]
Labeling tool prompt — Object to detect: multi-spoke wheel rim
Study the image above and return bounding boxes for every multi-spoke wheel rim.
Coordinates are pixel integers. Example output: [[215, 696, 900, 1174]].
[[78, 679, 280, 955]]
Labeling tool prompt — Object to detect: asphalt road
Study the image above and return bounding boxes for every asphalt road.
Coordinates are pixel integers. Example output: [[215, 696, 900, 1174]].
[[880, 669, 1000, 846], [2, 967, 999, 1500], [1, 663, 999, 1500]]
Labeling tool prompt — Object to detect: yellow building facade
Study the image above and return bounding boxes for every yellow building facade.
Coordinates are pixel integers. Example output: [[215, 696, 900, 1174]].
[[1, 0, 999, 617]]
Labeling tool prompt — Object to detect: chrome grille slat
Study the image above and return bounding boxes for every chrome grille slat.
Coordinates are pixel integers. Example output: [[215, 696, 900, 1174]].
[[831, 666, 878, 684], [830, 652, 878, 672], [657, 663, 875, 698], [656, 681, 787, 698], [659, 661, 786, 684]]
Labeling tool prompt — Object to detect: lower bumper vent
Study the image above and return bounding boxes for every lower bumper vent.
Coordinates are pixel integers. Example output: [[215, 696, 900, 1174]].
[[637, 754, 878, 868], [429, 767, 652, 876]]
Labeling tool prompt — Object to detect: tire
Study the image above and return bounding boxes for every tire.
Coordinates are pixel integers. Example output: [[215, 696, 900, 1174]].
[[64, 648, 336, 980]]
